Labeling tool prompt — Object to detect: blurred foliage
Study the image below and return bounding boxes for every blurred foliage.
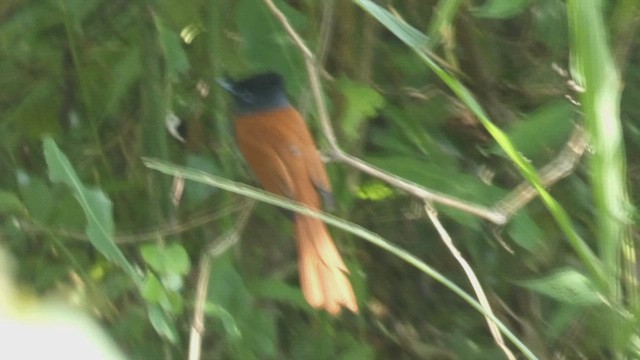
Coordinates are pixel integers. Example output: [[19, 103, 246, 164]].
[[1, 0, 639, 358]]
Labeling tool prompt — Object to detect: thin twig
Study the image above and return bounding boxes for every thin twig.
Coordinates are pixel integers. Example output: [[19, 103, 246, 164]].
[[262, 0, 313, 60], [317, 2, 335, 64], [299, 0, 335, 118], [188, 200, 255, 360], [425, 203, 516, 360]]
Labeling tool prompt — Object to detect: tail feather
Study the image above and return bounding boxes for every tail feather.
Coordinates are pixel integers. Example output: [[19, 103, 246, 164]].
[[295, 215, 358, 315]]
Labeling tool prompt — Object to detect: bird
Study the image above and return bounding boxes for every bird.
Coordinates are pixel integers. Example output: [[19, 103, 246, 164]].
[[220, 72, 358, 315]]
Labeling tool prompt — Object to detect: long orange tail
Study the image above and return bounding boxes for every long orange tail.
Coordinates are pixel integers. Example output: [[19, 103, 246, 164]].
[[295, 214, 358, 315]]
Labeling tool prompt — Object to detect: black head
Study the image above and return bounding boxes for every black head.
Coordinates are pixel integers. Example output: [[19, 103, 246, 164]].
[[220, 72, 290, 115]]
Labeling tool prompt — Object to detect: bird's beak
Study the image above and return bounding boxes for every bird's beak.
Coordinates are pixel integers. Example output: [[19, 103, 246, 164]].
[[216, 77, 235, 94]]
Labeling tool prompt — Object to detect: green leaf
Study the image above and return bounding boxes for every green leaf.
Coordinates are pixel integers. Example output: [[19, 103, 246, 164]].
[[141, 271, 184, 314], [43, 138, 179, 342], [252, 278, 308, 310], [367, 155, 503, 204], [235, 0, 306, 89], [507, 212, 545, 252], [105, 47, 141, 116], [208, 255, 252, 313], [336, 77, 385, 142], [472, 0, 532, 19], [517, 268, 604, 306], [6, 79, 61, 141], [0, 190, 25, 215], [532, 0, 568, 53], [382, 104, 457, 163], [42, 136, 140, 283], [204, 303, 242, 339], [141, 272, 165, 303], [170, 245, 190, 271], [208, 255, 277, 358], [147, 305, 178, 343], [17, 170, 85, 229], [185, 154, 219, 206], [141, 243, 191, 276], [155, 19, 190, 80], [353, 0, 429, 50], [341, 341, 376, 360], [355, 181, 395, 201], [494, 101, 575, 163]]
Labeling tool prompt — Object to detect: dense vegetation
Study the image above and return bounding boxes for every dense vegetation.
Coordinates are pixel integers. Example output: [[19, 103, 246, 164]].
[[1, 0, 639, 359]]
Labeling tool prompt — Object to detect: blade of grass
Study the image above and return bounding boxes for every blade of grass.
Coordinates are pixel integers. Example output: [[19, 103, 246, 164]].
[[568, 0, 628, 302], [568, 0, 633, 352]]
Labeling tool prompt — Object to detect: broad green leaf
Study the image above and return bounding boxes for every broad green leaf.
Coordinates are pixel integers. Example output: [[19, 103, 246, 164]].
[[546, 305, 584, 341], [155, 19, 190, 80], [341, 341, 376, 360], [105, 47, 141, 116], [43, 136, 139, 283], [58, 0, 102, 28], [141, 271, 183, 314], [6, 80, 61, 140], [507, 212, 545, 252], [165, 245, 190, 275], [141, 272, 165, 303], [185, 154, 219, 206], [0, 190, 25, 215], [336, 77, 385, 142], [208, 255, 277, 358], [494, 101, 575, 163], [356, 181, 395, 201], [235, 0, 306, 92], [141, 243, 191, 276], [367, 155, 503, 204], [147, 305, 178, 342], [371, 103, 464, 172], [532, 0, 567, 53], [517, 268, 604, 305], [43, 138, 178, 342], [252, 278, 308, 310], [204, 303, 242, 339], [142, 273, 180, 339], [208, 254, 252, 313]]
